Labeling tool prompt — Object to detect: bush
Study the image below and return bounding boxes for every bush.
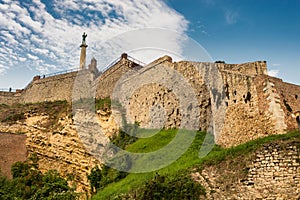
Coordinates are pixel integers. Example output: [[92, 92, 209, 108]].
[[115, 172, 205, 200], [87, 165, 127, 194], [0, 154, 78, 200]]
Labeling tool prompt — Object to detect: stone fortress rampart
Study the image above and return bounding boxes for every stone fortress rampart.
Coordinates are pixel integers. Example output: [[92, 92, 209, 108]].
[[0, 53, 300, 147], [1, 51, 300, 198]]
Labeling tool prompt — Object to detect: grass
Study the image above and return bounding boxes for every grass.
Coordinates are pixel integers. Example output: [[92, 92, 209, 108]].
[[125, 129, 177, 153], [72, 98, 111, 112], [92, 130, 300, 199]]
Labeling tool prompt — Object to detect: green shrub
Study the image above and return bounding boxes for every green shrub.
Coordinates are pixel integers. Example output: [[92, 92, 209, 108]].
[[95, 98, 111, 111], [0, 154, 78, 200], [117, 173, 205, 200], [87, 165, 127, 194]]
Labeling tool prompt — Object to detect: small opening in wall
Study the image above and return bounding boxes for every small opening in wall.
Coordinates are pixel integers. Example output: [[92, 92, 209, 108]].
[[244, 92, 251, 103], [295, 94, 298, 99], [234, 91, 237, 96], [296, 116, 300, 130], [225, 83, 230, 100], [283, 99, 293, 112], [233, 100, 237, 103]]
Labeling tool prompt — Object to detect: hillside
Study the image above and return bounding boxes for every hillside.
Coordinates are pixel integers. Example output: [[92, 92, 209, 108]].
[[93, 130, 300, 200]]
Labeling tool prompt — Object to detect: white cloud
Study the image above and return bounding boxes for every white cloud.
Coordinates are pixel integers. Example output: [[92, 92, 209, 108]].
[[19, 57, 27, 62], [27, 53, 39, 60], [268, 69, 279, 77], [0, 0, 189, 75]]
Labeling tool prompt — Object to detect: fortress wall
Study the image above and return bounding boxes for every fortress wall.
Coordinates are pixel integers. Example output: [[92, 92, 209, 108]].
[[217, 72, 276, 147], [20, 71, 78, 104], [125, 58, 211, 130], [267, 76, 300, 130], [94, 58, 140, 99], [170, 60, 212, 130], [111, 57, 286, 147], [0, 91, 21, 105]]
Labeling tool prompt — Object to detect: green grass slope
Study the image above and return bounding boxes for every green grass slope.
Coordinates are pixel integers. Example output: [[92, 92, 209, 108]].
[[92, 130, 300, 200]]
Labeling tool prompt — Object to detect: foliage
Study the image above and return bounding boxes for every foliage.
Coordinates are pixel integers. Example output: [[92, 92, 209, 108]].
[[0, 154, 78, 200], [137, 172, 205, 200], [215, 60, 226, 63], [95, 98, 111, 111], [87, 165, 127, 194], [112, 172, 205, 200], [72, 98, 111, 112], [110, 129, 138, 150]]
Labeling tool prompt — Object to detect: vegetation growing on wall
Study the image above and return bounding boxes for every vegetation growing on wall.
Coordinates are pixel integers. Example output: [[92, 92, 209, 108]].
[[0, 101, 69, 127]]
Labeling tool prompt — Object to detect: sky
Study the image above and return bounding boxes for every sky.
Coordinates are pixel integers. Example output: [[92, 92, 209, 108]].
[[0, 0, 299, 89]]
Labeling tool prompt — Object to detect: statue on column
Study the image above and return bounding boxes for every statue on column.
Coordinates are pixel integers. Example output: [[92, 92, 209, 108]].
[[82, 32, 87, 44]]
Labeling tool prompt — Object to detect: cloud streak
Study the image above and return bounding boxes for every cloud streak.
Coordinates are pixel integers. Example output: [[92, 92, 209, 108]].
[[225, 10, 239, 24], [0, 0, 188, 79]]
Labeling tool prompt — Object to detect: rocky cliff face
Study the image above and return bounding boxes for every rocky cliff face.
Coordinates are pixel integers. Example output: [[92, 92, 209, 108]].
[[0, 102, 119, 194]]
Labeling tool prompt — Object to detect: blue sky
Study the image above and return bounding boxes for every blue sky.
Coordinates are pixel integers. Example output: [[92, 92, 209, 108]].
[[0, 0, 299, 89]]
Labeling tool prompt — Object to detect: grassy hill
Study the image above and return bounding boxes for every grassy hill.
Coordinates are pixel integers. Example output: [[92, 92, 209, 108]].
[[92, 129, 300, 199]]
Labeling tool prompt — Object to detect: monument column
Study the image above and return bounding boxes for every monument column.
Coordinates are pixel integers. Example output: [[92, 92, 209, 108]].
[[79, 32, 88, 70]]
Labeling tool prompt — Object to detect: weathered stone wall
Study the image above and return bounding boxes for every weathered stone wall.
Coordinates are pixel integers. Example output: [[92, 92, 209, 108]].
[[128, 83, 182, 129], [0, 91, 21, 105], [94, 58, 141, 99], [217, 72, 277, 147], [21, 72, 78, 103], [271, 77, 300, 129], [125, 57, 210, 130], [244, 142, 300, 199], [110, 56, 211, 130], [254, 75, 300, 131], [217, 60, 267, 76], [193, 140, 300, 200]]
